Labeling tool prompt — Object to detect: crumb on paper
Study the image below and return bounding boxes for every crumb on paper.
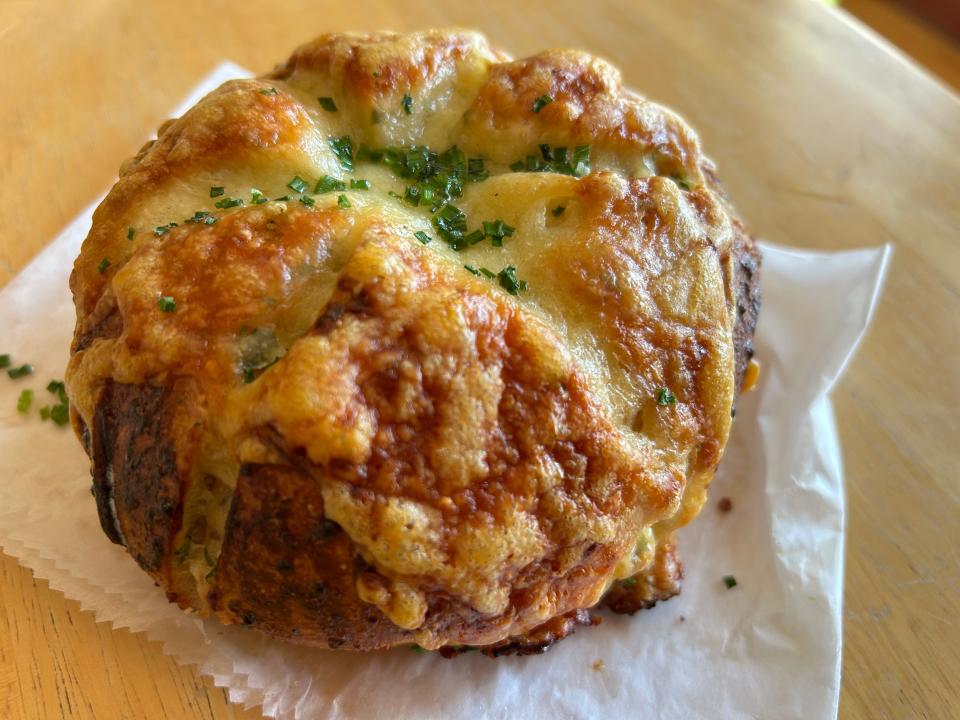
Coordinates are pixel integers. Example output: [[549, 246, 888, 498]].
[[718, 496, 733, 513], [592, 659, 605, 672], [677, 615, 686, 623]]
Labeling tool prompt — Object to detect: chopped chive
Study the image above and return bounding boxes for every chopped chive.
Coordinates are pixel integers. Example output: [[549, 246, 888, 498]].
[[532, 94, 554, 113], [372, 70, 381, 78], [723, 575, 737, 589], [433, 204, 467, 248], [157, 296, 177, 313], [7, 364, 33, 379], [483, 219, 515, 247], [497, 266, 527, 296], [464, 264, 481, 276], [126, 227, 135, 240], [479, 267, 496, 279], [414, 230, 432, 244], [98, 258, 111, 274], [467, 157, 488, 181], [318, 96, 337, 112], [463, 229, 485, 245], [328, 135, 354, 171], [411, 644, 426, 653], [214, 197, 243, 209], [210, 186, 225, 198], [39, 406, 51, 420], [154, 223, 178, 236], [273, 195, 291, 202], [47, 380, 68, 404], [315, 175, 346, 193], [349, 178, 371, 190], [299, 195, 315, 207], [16, 389, 33, 414], [260, 87, 278, 96], [656, 387, 676, 405], [622, 577, 638, 588], [287, 176, 308, 193], [337, 194, 350, 209], [552, 205, 566, 217], [401, 93, 413, 115], [49, 403, 70, 426], [671, 175, 692, 191], [0, 355, 9, 369], [508, 144, 591, 178], [185, 211, 216, 225], [251, 188, 268, 204]]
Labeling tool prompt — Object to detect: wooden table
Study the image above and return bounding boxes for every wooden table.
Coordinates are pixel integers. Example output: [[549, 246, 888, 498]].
[[1, 1, 957, 717]]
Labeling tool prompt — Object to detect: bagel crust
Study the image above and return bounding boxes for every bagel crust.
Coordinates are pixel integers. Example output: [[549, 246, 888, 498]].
[[67, 30, 760, 653]]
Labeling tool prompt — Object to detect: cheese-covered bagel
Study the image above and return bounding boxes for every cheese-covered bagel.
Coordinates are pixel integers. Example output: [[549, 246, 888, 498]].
[[67, 29, 760, 654]]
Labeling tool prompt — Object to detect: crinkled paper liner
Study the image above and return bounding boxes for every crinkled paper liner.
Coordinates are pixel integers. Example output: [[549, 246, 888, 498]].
[[0, 63, 891, 720]]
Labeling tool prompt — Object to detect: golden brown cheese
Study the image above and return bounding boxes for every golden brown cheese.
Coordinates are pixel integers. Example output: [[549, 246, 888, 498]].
[[67, 29, 758, 650]]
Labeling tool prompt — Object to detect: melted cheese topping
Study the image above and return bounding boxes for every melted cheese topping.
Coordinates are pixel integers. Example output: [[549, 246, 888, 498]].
[[68, 30, 737, 637]]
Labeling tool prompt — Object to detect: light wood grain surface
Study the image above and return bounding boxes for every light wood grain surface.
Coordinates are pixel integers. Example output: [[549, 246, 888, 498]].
[[1, 1, 958, 718]]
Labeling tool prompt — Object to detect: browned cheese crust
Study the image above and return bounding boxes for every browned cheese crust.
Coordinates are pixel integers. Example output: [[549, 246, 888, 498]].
[[66, 30, 760, 653]]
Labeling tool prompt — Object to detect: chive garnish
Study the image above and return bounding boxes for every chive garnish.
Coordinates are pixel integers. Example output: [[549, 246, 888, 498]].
[[496, 266, 527, 295], [656, 388, 676, 405], [157, 296, 177, 313], [16, 389, 33, 414], [47, 380, 68, 404], [49, 404, 69, 426], [328, 135, 354, 171], [723, 575, 737, 589], [154, 223, 178, 236], [126, 227, 135, 240], [214, 197, 243, 209], [287, 176, 308, 193], [315, 175, 346, 193], [508, 144, 590, 177], [463, 229, 485, 245], [318, 96, 337, 112], [210, 186, 225, 198], [532, 94, 554, 113], [0, 355, 9, 369], [464, 264, 481, 276], [432, 204, 467, 248], [260, 87, 278, 96], [7, 364, 33, 379], [552, 205, 566, 217], [250, 188, 268, 204], [337, 194, 351, 209], [97, 258, 111, 274], [401, 93, 413, 115], [299, 195, 315, 207], [482, 219, 515, 247], [185, 211, 216, 225], [349, 179, 371, 190], [467, 157, 488, 181], [414, 231, 432, 244]]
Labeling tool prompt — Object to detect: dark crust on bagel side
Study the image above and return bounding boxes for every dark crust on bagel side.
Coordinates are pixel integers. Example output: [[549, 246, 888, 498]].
[[90, 381, 183, 574]]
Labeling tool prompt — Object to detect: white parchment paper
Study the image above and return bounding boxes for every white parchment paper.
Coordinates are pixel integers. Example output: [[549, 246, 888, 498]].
[[0, 64, 891, 720]]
